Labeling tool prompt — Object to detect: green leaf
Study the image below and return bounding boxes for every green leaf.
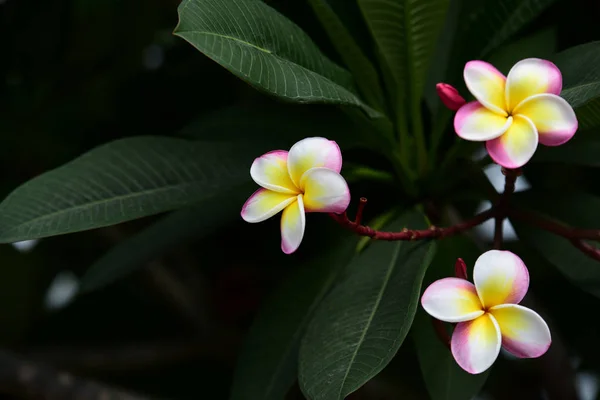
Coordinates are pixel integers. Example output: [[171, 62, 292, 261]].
[[80, 184, 252, 292], [358, 0, 449, 168], [413, 310, 489, 400], [553, 41, 600, 130], [307, 0, 385, 110], [174, 0, 378, 117], [513, 192, 600, 298], [533, 129, 600, 166], [357, 0, 449, 101], [298, 210, 437, 399], [229, 232, 357, 400], [0, 136, 261, 243]]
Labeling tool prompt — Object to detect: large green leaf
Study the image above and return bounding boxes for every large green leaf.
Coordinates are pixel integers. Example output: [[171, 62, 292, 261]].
[[413, 310, 489, 400], [358, 0, 449, 103], [0, 136, 262, 243], [307, 0, 384, 110], [80, 184, 252, 292], [173, 0, 377, 117], [229, 230, 357, 400], [298, 210, 437, 400], [553, 42, 600, 130], [513, 192, 600, 298]]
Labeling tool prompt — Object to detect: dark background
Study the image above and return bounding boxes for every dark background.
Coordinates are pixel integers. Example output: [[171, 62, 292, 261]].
[[0, 0, 599, 399]]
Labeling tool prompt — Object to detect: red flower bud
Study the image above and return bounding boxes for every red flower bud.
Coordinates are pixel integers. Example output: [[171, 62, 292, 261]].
[[455, 258, 468, 280], [436, 83, 466, 111]]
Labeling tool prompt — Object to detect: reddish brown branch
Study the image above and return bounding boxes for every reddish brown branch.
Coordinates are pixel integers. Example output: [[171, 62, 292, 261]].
[[331, 166, 600, 266], [355, 197, 367, 225], [509, 208, 600, 242], [570, 239, 600, 262], [330, 206, 495, 241]]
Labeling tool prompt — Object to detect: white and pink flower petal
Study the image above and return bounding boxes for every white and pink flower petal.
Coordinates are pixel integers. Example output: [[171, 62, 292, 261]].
[[473, 250, 530, 309], [241, 189, 297, 223], [486, 115, 538, 169], [454, 102, 513, 141], [287, 137, 343, 187], [421, 278, 484, 323], [464, 61, 508, 115], [250, 150, 299, 194], [513, 94, 578, 146], [280, 194, 306, 254], [490, 304, 551, 358], [451, 314, 502, 374], [505, 58, 563, 112], [300, 167, 350, 213]]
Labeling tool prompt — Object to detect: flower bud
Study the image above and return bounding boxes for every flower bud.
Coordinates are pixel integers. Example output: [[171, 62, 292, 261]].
[[436, 83, 466, 111], [454, 258, 468, 280]]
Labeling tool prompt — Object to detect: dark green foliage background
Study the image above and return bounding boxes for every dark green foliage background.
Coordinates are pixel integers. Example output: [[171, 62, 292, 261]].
[[0, 0, 599, 399]]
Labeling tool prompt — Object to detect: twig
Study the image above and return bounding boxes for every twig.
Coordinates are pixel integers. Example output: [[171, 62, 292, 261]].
[[330, 206, 495, 241], [493, 217, 504, 250], [354, 197, 367, 225], [492, 168, 520, 249], [509, 208, 600, 242], [570, 239, 600, 262], [331, 165, 600, 266]]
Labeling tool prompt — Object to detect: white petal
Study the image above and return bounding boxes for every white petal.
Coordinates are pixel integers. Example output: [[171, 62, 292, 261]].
[[241, 189, 297, 223], [280, 194, 306, 254], [287, 137, 342, 187]]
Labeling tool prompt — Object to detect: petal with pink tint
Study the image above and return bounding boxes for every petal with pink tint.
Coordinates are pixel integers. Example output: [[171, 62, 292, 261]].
[[281, 194, 306, 254], [514, 94, 578, 146], [451, 314, 501, 374], [287, 137, 342, 187], [241, 189, 297, 223], [473, 250, 530, 309], [489, 304, 551, 358], [454, 102, 512, 141], [486, 115, 538, 169], [250, 150, 299, 194], [300, 167, 350, 213], [505, 58, 562, 112], [464, 61, 507, 115], [421, 278, 484, 323]]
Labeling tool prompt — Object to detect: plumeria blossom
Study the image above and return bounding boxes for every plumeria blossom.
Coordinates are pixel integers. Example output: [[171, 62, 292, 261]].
[[421, 250, 551, 374], [453, 58, 578, 168], [241, 137, 350, 254]]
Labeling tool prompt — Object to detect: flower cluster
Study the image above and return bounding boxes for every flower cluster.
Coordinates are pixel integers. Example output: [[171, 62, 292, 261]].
[[240, 57, 574, 375], [439, 58, 578, 168]]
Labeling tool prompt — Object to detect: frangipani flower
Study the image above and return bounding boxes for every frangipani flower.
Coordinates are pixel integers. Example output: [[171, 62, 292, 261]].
[[421, 250, 551, 374], [454, 58, 578, 168], [241, 137, 350, 254]]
